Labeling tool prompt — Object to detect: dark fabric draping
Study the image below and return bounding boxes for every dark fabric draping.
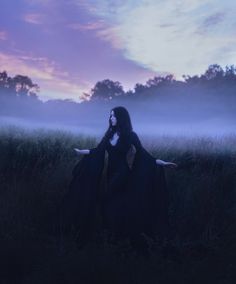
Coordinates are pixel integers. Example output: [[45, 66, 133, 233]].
[[59, 131, 169, 240]]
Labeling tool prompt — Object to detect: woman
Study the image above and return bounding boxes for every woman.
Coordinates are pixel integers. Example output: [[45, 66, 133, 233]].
[[60, 106, 177, 246]]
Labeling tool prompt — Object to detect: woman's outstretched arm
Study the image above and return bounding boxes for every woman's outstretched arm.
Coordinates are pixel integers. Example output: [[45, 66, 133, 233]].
[[74, 148, 90, 155], [156, 159, 178, 168], [74, 135, 107, 156]]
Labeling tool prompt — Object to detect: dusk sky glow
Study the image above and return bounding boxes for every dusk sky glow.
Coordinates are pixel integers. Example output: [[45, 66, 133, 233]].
[[0, 0, 236, 102]]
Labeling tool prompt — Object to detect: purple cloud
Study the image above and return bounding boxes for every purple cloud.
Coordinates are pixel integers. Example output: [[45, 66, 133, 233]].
[[204, 12, 225, 27], [23, 13, 45, 24], [197, 12, 226, 34], [0, 31, 7, 40]]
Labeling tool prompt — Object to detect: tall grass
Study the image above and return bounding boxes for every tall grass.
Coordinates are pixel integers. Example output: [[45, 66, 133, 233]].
[[0, 125, 235, 283]]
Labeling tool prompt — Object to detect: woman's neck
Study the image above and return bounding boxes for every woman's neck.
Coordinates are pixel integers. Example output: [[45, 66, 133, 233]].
[[109, 132, 119, 146]]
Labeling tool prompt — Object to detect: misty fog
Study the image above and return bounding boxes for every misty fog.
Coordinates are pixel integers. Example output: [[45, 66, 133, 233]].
[[0, 89, 235, 141]]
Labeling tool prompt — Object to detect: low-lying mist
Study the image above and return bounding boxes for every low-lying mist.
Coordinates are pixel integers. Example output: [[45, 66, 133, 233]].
[[0, 90, 235, 140]]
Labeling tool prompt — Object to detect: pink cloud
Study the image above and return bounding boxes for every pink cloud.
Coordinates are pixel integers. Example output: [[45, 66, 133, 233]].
[[74, 0, 99, 14], [23, 13, 44, 25], [96, 26, 124, 50], [68, 20, 105, 31], [68, 19, 123, 49], [0, 52, 53, 79], [41, 78, 90, 102], [0, 52, 91, 101]]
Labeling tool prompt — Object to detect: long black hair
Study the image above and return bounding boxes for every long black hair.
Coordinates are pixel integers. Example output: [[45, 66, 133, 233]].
[[103, 106, 133, 144]]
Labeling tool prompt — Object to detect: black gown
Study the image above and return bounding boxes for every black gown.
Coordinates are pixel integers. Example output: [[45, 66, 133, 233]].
[[60, 131, 169, 241]]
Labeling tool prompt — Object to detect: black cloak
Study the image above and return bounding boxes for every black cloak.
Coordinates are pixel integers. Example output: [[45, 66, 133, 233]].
[[60, 131, 169, 240]]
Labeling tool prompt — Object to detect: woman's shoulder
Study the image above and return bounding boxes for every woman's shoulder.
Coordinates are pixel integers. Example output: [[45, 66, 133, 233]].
[[130, 130, 140, 143], [130, 130, 138, 138]]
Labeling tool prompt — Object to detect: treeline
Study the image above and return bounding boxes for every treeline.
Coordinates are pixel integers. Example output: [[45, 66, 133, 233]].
[[0, 64, 236, 125], [1, 64, 236, 105], [91, 64, 236, 101]]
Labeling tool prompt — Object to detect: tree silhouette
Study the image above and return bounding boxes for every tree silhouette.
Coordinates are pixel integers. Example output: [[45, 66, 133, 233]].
[[14, 75, 39, 98], [225, 65, 236, 81], [0, 71, 7, 86], [204, 64, 224, 81], [0, 71, 39, 99], [0, 71, 9, 95], [91, 79, 124, 100], [182, 74, 200, 84], [146, 74, 175, 88], [134, 83, 146, 95]]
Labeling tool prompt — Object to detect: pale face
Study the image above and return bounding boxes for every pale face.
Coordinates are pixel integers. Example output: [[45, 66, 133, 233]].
[[110, 110, 117, 126]]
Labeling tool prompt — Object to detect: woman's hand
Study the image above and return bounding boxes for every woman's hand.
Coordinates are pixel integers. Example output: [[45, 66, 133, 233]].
[[74, 148, 90, 155], [163, 161, 178, 169], [156, 159, 178, 169]]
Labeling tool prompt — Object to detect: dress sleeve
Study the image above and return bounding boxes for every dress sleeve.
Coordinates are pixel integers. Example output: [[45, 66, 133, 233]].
[[131, 131, 142, 152], [131, 131, 156, 161], [89, 135, 107, 155], [72, 135, 106, 177], [127, 131, 168, 236], [63, 134, 106, 233]]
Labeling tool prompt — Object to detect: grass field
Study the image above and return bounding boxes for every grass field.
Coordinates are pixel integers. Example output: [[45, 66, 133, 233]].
[[0, 125, 235, 283]]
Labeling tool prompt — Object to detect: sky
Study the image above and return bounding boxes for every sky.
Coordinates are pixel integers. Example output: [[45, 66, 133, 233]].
[[0, 0, 236, 102]]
